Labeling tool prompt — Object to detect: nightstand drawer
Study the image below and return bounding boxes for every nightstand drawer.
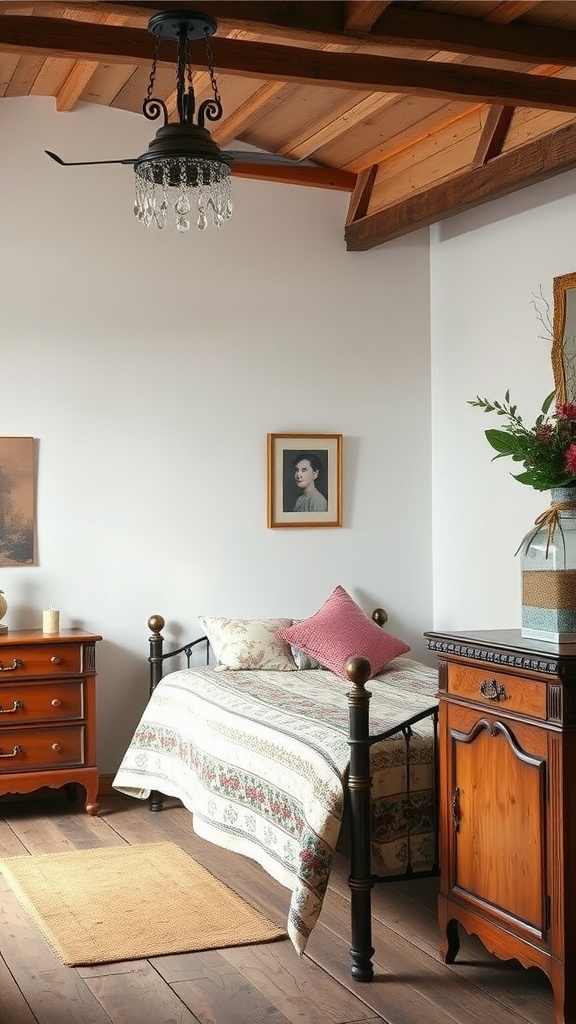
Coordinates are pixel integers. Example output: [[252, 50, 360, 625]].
[[0, 681, 83, 724], [0, 725, 84, 771], [0, 644, 81, 677], [447, 663, 546, 718]]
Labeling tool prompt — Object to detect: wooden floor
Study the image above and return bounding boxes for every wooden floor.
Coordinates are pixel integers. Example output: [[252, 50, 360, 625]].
[[0, 789, 555, 1024]]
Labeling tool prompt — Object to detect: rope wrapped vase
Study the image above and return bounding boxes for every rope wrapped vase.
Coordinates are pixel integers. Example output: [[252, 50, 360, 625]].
[[520, 486, 576, 643]]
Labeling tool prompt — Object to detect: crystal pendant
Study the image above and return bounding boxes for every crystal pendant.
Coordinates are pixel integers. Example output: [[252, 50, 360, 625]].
[[134, 157, 233, 232], [520, 485, 576, 643]]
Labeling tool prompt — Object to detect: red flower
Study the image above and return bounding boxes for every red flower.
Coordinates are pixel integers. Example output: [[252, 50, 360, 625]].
[[557, 403, 576, 420], [565, 445, 576, 474]]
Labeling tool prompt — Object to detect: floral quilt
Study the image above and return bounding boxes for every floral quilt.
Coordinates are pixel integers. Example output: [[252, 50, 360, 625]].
[[112, 656, 438, 953]]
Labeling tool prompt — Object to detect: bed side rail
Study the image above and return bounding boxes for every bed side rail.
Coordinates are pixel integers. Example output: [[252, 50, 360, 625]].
[[148, 614, 210, 696]]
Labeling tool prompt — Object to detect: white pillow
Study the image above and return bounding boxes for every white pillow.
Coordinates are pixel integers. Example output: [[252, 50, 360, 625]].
[[198, 616, 297, 671]]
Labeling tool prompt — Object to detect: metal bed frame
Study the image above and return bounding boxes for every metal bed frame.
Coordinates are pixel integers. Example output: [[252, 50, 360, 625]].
[[146, 610, 439, 981]]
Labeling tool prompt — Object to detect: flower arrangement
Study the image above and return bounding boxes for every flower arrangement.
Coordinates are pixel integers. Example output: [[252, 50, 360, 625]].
[[468, 390, 576, 492]]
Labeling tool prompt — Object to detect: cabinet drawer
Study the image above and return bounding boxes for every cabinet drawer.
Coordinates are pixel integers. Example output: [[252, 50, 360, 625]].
[[0, 725, 84, 771], [0, 644, 81, 677], [0, 681, 83, 724], [448, 663, 546, 719]]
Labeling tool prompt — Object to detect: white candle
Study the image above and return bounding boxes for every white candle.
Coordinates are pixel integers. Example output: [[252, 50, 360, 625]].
[[42, 608, 60, 634]]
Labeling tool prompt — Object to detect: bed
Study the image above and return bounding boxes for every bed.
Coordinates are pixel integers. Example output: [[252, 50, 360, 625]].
[[113, 587, 439, 981]]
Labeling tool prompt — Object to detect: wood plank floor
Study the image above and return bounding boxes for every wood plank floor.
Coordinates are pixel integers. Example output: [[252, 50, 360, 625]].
[[0, 790, 555, 1024]]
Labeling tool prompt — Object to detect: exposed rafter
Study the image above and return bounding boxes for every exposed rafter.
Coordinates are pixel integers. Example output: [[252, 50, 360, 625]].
[[3, 1, 576, 249], [2, 16, 576, 111], [345, 119, 576, 251]]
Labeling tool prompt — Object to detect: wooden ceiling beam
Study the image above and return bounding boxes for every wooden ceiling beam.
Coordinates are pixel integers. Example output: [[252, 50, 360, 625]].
[[346, 164, 377, 223], [344, 2, 392, 33], [4, 0, 576, 68], [345, 118, 576, 251], [3, 16, 576, 112], [471, 105, 514, 167], [0, 2, 347, 40], [368, 5, 576, 67], [231, 161, 355, 190]]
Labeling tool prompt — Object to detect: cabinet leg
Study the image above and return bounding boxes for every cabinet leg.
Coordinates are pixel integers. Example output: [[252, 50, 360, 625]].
[[550, 958, 576, 1024], [81, 771, 100, 816], [438, 896, 460, 964]]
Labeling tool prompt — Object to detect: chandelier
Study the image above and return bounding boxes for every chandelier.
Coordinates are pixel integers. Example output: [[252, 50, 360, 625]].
[[133, 10, 233, 232]]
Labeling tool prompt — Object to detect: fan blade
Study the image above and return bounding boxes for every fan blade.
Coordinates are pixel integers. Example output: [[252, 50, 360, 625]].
[[224, 150, 318, 168], [45, 150, 136, 167]]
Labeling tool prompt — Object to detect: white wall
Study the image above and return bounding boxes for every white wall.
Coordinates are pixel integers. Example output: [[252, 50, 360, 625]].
[[430, 169, 576, 629], [1, 98, 432, 771]]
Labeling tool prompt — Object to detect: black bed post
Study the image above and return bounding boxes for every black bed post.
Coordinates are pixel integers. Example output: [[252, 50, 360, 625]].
[[148, 615, 165, 813], [346, 655, 375, 982]]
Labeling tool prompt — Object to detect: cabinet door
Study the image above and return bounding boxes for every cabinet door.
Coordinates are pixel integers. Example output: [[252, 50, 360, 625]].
[[447, 707, 548, 942]]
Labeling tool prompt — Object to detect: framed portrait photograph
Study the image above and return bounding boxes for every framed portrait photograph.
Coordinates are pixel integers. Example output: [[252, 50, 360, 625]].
[[267, 433, 342, 529]]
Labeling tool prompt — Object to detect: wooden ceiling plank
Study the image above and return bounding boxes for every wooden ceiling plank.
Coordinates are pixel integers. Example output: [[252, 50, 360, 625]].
[[472, 104, 514, 166], [281, 92, 401, 160], [348, 102, 483, 174], [230, 161, 355, 190], [5, 53, 44, 96], [4, 16, 576, 112], [344, 2, 392, 34], [485, 3, 541, 25], [211, 80, 292, 146], [345, 118, 576, 251], [367, 6, 576, 66], [0, 51, 19, 96], [346, 164, 378, 224]]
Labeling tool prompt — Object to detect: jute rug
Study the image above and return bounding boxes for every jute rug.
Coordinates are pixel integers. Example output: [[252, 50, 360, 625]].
[[0, 840, 285, 966]]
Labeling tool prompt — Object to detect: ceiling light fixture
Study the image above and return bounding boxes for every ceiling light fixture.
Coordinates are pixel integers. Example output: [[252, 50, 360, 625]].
[[133, 9, 233, 232]]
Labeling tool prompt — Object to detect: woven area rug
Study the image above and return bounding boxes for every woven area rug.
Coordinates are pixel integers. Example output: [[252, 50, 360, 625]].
[[0, 841, 285, 966]]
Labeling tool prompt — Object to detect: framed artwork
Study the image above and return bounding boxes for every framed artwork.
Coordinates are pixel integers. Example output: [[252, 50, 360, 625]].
[[0, 437, 36, 567], [267, 433, 342, 529]]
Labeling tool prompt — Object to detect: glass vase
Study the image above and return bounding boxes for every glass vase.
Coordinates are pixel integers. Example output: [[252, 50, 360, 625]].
[[520, 485, 576, 643]]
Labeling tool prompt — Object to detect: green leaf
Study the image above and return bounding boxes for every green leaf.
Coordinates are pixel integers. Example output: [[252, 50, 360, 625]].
[[541, 391, 556, 415], [484, 429, 523, 456]]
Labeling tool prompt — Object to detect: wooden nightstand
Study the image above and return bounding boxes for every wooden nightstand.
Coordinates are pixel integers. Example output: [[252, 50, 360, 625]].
[[424, 628, 576, 1024], [0, 629, 101, 815]]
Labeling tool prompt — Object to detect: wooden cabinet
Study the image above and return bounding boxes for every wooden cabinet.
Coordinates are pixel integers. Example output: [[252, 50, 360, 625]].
[[0, 629, 101, 815], [424, 629, 576, 1024]]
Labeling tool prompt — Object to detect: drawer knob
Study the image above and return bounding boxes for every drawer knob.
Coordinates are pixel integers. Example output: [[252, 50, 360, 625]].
[[479, 679, 508, 701], [51, 698, 61, 708], [0, 745, 22, 758], [0, 700, 23, 714], [0, 658, 23, 673], [51, 656, 61, 665], [52, 743, 61, 752]]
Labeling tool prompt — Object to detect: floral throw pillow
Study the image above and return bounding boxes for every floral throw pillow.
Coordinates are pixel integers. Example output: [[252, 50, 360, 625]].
[[277, 586, 410, 681], [198, 616, 297, 671]]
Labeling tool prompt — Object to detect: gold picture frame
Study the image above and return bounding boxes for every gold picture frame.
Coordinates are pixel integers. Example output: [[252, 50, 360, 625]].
[[267, 433, 342, 529], [552, 271, 576, 405], [0, 436, 36, 567]]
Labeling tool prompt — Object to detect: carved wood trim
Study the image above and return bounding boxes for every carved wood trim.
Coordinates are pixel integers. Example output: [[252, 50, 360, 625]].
[[425, 637, 559, 675]]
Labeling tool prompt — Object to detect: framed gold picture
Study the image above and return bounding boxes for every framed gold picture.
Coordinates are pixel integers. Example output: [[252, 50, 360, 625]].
[[267, 433, 342, 529], [0, 436, 36, 566]]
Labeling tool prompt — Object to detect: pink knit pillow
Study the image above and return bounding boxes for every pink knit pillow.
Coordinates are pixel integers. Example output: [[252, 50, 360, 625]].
[[277, 586, 410, 681]]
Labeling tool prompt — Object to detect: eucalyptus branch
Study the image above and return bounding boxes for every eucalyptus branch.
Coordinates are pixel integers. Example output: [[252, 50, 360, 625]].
[[530, 286, 553, 343]]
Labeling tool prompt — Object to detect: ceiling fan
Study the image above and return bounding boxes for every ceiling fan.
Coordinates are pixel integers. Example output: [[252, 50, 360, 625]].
[[44, 9, 312, 231]]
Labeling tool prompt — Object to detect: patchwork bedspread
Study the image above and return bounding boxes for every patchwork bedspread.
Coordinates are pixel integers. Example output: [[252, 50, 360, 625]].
[[112, 656, 438, 953]]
